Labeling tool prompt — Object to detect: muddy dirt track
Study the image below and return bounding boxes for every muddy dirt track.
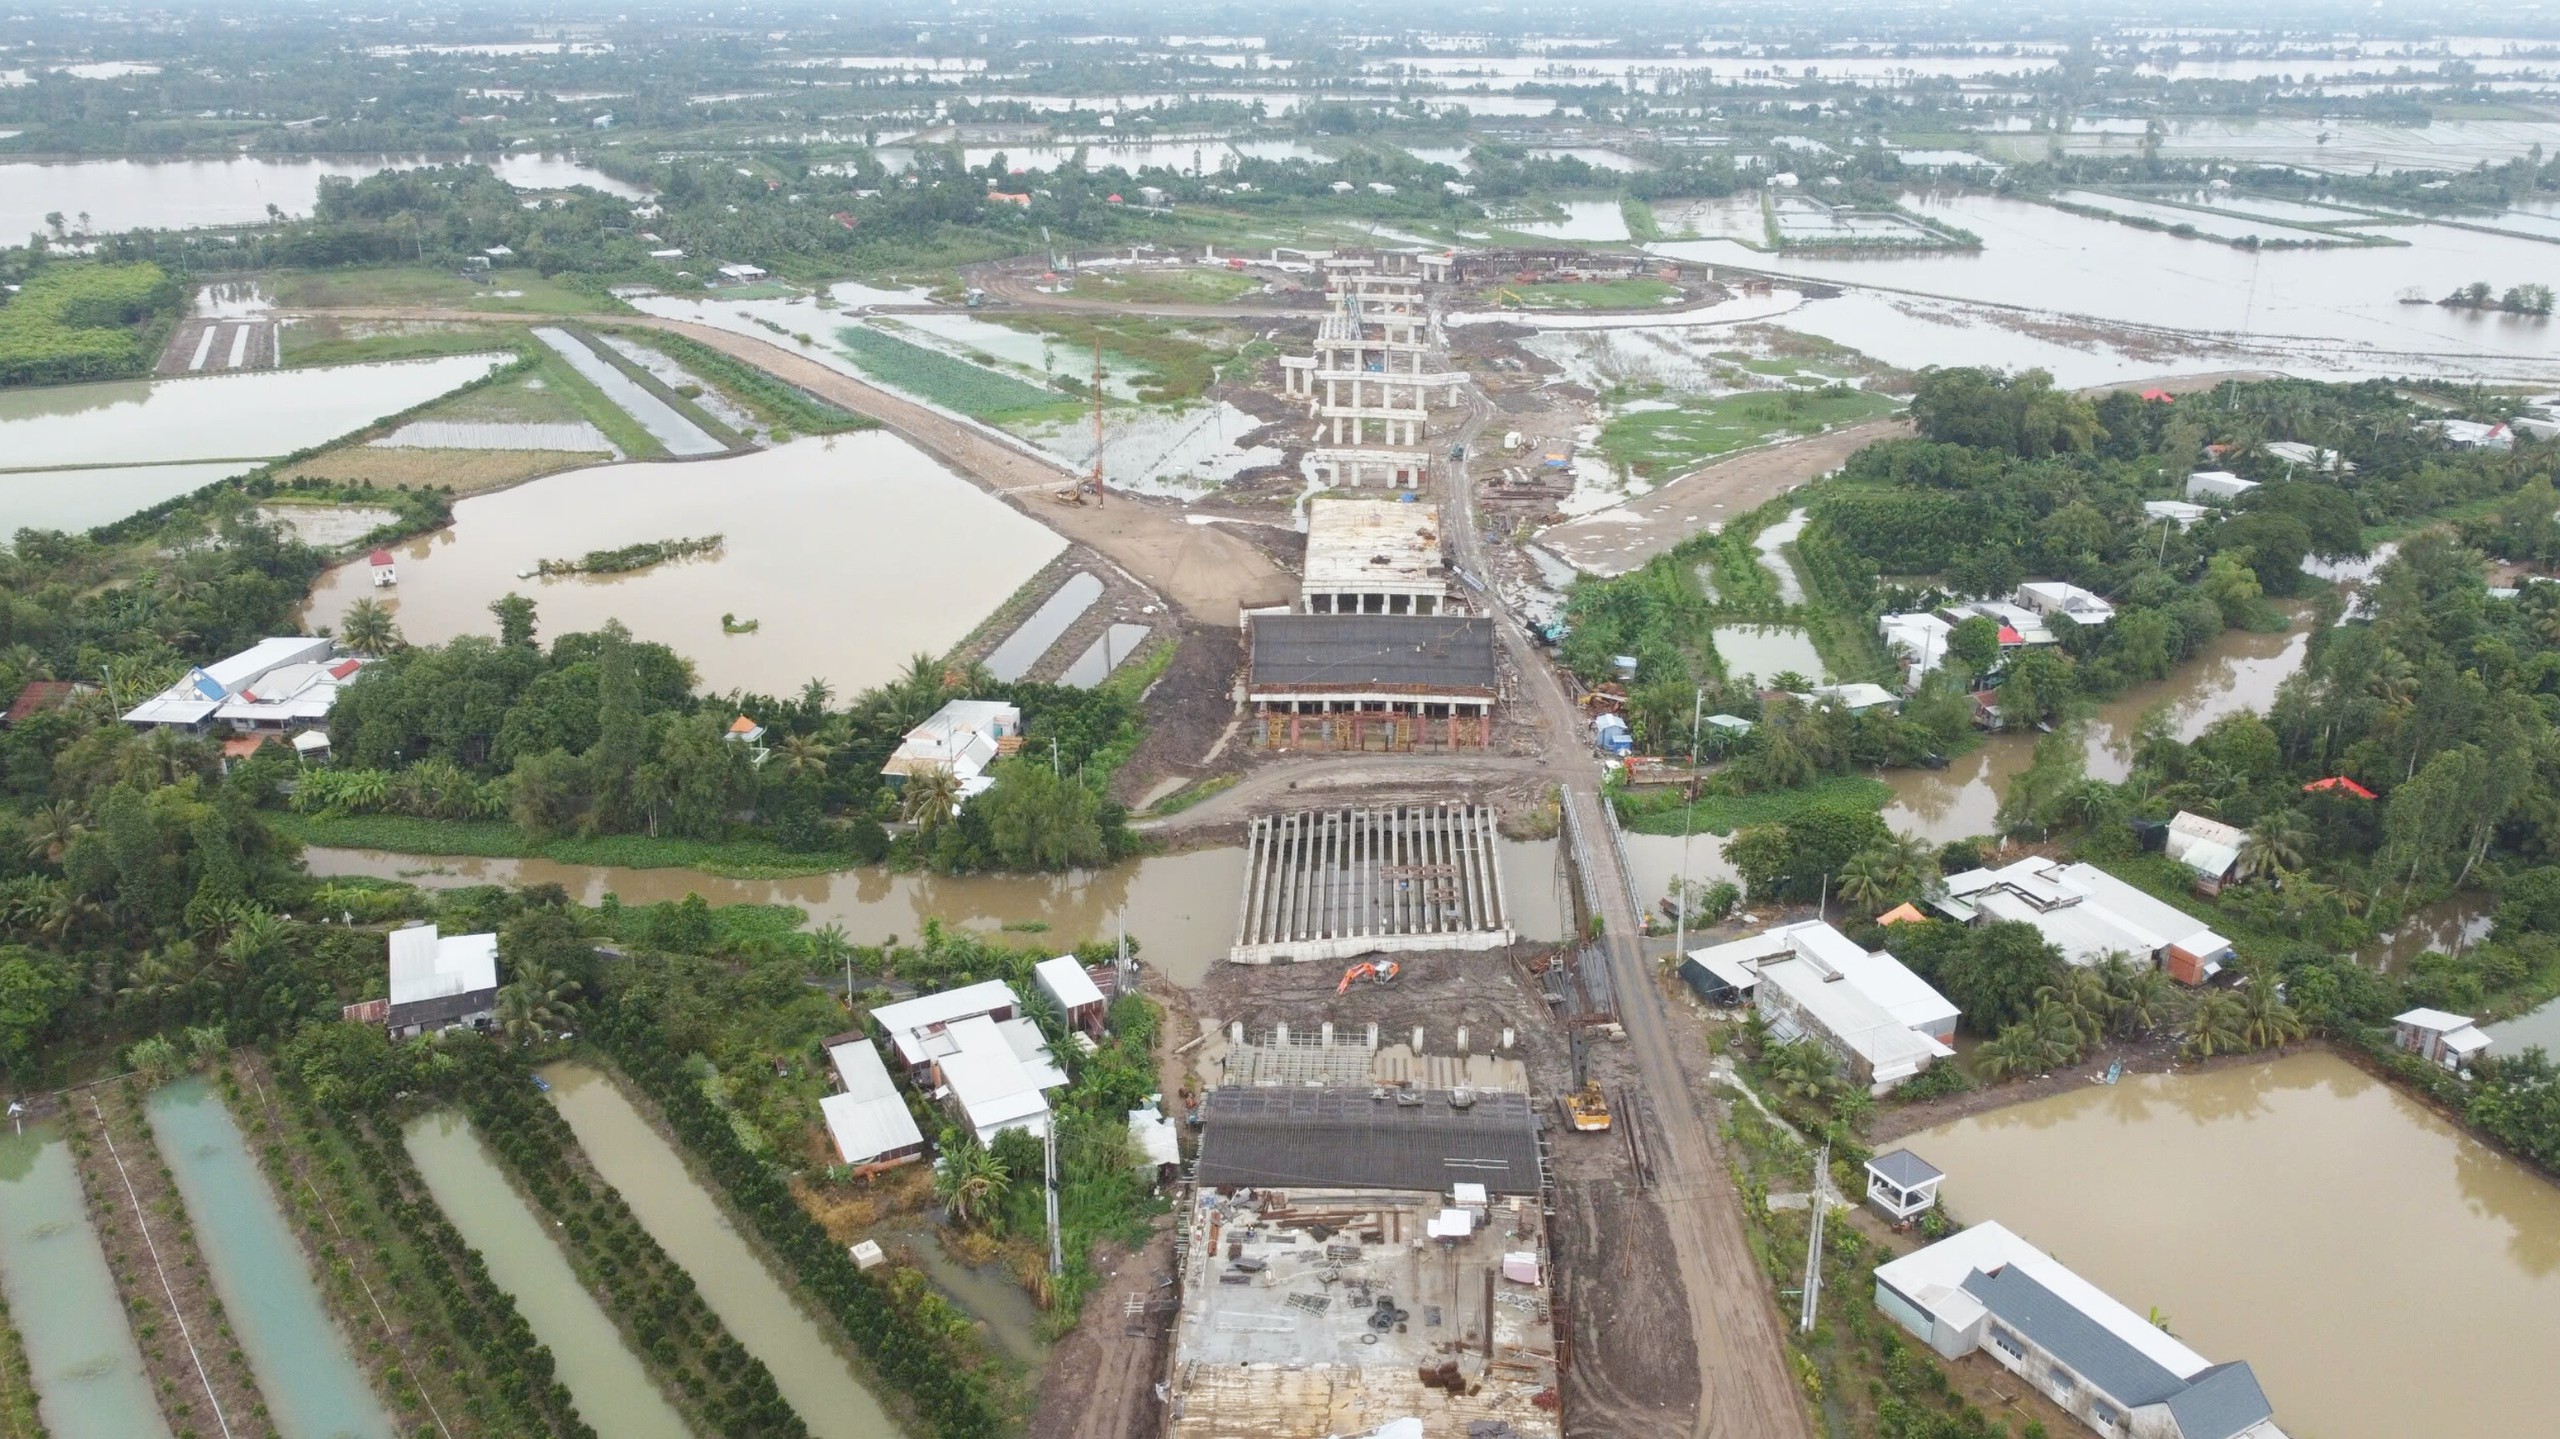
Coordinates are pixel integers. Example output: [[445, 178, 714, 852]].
[[1537, 417, 1914, 576]]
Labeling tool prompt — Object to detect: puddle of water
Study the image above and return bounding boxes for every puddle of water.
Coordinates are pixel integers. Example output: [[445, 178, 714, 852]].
[[1752, 509, 1809, 604], [2, 461, 260, 533], [538, 1063, 893, 1439], [1711, 624, 1826, 685], [2364, 893, 2495, 972], [532, 328, 724, 456], [870, 1220, 1049, 1368], [1881, 612, 2309, 842], [1060, 622, 1152, 687], [401, 1111, 690, 1439], [0, 1123, 173, 1439], [1906, 1050, 2560, 1439], [145, 1077, 396, 1439], [0, 355, 509, 472], [307, 839, 1571, 986], [1504, 200, 1631, 242], [301, 435, 1066, 698]]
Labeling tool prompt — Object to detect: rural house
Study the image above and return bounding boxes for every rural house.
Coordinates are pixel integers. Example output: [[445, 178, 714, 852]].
[[381, 924, 500, 1039], [1033, 954, 1109, 1037], [819, 1036, 927, 1173], [1936, 857, 2236, 984], [1683, 922, 1957, 1094], [878, 699, 1022, 803], [2392, 1008, 2493, 1071]]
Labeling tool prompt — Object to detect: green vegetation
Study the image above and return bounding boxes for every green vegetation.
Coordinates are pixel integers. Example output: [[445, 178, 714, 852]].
[[628, 329, 872, 437], [521, 334, 668, 458], [1612, 772, 1890, 836], [1080, 266, 1259, 305], [277, 316, 518, 369], [0, 1284, 41, 1439], [834, 324, 1076, 421], [266, 262, 621, 315], [1619, 196, 1663, 242], [538, 533, 724, 577], [0, 261, 180, 385], [1511, 277, 1683, 311], [1601, 385, 1899, 479], [992, 313, 1235, 404]]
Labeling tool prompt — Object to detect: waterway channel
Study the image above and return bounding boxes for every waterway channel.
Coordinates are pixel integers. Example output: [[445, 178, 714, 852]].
[[0, 1123, 172, 1439], [1904, 1049, 2560, 1439], [402, 1111, 693, 1439], [538, 1062, 898, 1439], [144, 1077, 396, 1439]]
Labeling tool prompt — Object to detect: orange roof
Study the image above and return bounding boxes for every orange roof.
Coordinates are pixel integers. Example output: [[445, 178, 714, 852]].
[[728, 714, 760, 734], [2304, 776, 2377, 800], [1877, 902, 1928, 926], [222, 736, 268, 758]]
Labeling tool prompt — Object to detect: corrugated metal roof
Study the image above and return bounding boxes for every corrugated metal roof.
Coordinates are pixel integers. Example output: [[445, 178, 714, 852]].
[[1194, 1087, 1542, 1195], [1963, 1264, 2189, 1407], [1247, 615, 1496, 693], [821, 1039, 924, 1165], [1866, 1148, 1942, 1189], [2166, 1362, 2278, 1439]]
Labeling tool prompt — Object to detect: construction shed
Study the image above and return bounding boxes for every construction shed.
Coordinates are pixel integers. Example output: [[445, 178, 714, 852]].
[[1191, 1087, 1545, 1196], [1247, 614, 1497, 751]]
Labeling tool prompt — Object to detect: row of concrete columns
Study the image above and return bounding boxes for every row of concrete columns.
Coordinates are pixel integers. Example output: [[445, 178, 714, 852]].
[[1233, 805, 1511, 952]]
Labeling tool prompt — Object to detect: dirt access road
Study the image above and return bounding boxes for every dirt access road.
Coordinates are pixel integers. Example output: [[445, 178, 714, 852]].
[[1445, 443, 1816, 1438], [1538, 417, 1913, 576], [277, 306, 1296, 627]]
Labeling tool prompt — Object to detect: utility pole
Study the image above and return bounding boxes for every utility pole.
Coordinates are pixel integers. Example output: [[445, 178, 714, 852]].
[[1674, 685, 1704, 961], [1799, 1141, 1831, 1333], [1043, 1118, 1064, 1275]]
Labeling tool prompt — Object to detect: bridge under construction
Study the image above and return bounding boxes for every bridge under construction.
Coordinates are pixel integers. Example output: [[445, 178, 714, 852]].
[[1228, 804, 1514, 965]]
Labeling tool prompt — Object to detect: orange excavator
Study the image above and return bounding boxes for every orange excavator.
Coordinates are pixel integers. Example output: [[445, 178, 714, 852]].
[[1336, 960, 1401, 994]]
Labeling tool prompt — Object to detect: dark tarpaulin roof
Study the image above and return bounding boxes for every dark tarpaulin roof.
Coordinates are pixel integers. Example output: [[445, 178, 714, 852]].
[[1248, 615, 1496, 694], [1194, 1086, 1542, 1195]]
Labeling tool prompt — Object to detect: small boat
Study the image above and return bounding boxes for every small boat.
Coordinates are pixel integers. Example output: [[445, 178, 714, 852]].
[[2095, 1060, 2122, 1086], [531, 1074, 553, 1092]]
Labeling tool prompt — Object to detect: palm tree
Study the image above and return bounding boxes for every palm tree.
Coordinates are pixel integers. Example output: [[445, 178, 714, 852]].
[[2238, 977, 2306, 1051], [1974, 1022, 2050, 1083], [934, 1135, 1012, 1227], [1764, 1040, 1840, 1103], [2103, 959, 2178, 1039], [2183, 990, 2249, 1059], [902, 764, 965, 834], [2235, 809, 2312, 885], [777, 732, 837, 778], [2024, 998, 2089, 1068], [2036, 968, 2115, 1051], [496, 963, 582, 1045], [1837, 848, 1896, 915], [184, 1024, 228, 1071], [21, 802, 87, 865], [798, 677, 835, 713], [126, 1035, 182, 1086], [338, 598, 402, 655]]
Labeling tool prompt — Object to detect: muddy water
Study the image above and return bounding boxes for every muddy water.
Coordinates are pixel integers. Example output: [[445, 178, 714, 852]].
[[0, 1124, 172, 1439], [1710, 624, 1826, 684], [868, 1220, 1049, 1368], [0, 153, 641, 236], [311, 839, 1573, 985], [145, 1078, 396, 1439], [401, 1112, 692, 1439], [301, 434, 1066, 698], [0, 354, 507, 471], [2363, 893, 2494, 971], [538, 1063, 896, 1439], [1882, 614, 2309, 843], [1906, 1050, 2560, 1439]]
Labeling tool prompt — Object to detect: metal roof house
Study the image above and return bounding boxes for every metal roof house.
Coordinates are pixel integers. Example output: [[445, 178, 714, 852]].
[[1033, 954, 1108, 1036], [1876, 1222, 2289, 1439], [878, 699, 1021, 803], [1937, 857, 2235, 985], [2164, 811, 2247, 893], [820, 1037, 926, 1173], [122, 637, 365, 734], [384, 925, 500, 1039], [932, 1012, 1069, 1144], [1684, 922, 1957, 1094], [868, 979, 1021, 1077], [2392, 1008, 2493, 1071], [2015, 581, 2116, 628], [2185, 470, 2258, 504]]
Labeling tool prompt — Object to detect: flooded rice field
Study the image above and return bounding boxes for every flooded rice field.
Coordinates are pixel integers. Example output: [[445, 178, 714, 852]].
[[402, 1111, 692, 1439], [145, 1078, 395, 1439], [538, 1063, 895, 1439], [0, 152, 639, 236], [531, 328, 724, 456], [1882, 611, 2309, 842], [1503, 200, 1632, 242], [1907, 1050, 2560, 1439], [0, 1123, 172, 1439], [302, 434, 1065, 697], [2, 460, 262, 534], [1654, 191, 2560, 381], [307, 838, 1574, 986], [0, 354, 508, 473]]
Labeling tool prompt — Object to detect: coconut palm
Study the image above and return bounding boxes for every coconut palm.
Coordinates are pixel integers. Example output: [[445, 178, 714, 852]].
[[183, 1024, 228, 1071], [496, 963, 582, 1045], [2238, 977, 2307, 1051], [21, 802, 87, 866], [2235, 809, 2312, 885], [2035, 968, 2116, 1051], [901, 764, 965, 834], [126, 1035, 182, 1086], [934, 1135, 1012, 1227], [338, 598, 402, 655], [2102, 958, 2178, 1038], [2183, 990, 2249, 1059], [777, 732, 837, 778], [1763, 1040, 1840, 1103], [2024, 997, 2090, 1068], [1837, 848, 1898, 915], [1974, 1022, 2050, 1083]]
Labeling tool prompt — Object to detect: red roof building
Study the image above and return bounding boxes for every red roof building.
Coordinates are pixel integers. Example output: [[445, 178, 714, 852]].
[[2140, 388, 2174, 402], [368, 549, 395, 567], [2, 680, 82, 726], [2304, 776, 2378, 800]]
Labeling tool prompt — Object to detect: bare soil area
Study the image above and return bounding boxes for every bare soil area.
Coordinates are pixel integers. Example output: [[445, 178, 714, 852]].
[[1538, 417, 1914, 576], [277, 442, 607, 496], [1108, 620, 1244, 807], [1024, 1229, 1177, 1439]]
